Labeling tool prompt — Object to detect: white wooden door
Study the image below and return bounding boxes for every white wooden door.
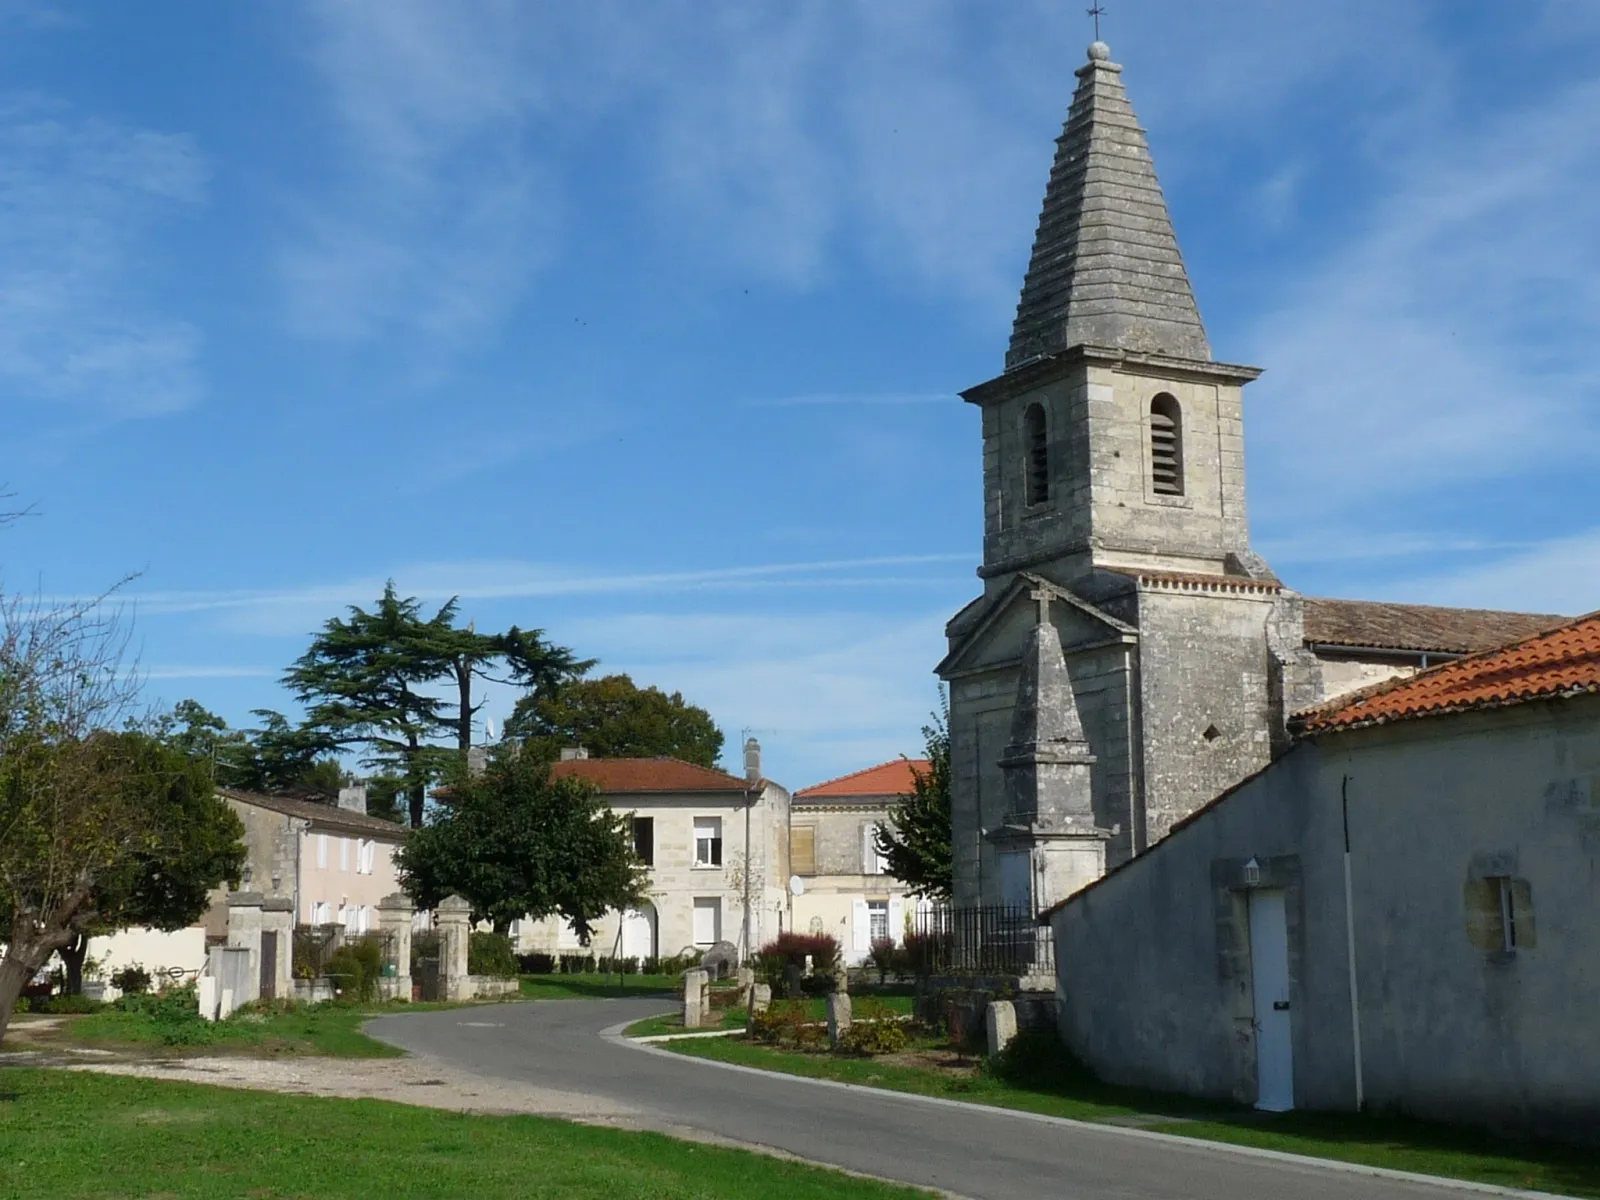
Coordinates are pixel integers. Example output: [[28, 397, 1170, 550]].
[[1248, 889, 1295, 1112], [620, 905, 656, 960]]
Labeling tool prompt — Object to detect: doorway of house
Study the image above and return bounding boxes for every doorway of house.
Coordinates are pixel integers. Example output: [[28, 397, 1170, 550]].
[[1248, 888, 1294, 1112], [259, 931, 278, 1001], [620, 903, 657, 962]]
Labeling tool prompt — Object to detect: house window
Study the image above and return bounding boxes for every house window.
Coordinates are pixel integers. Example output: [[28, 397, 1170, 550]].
[[1464, 875, 1536, 952], [791, 826, 816, 877], [861, 824, 889, 875], [1023, 402, 1049, 506], [694, 817, 723, 868], [868, 900, 889, 944], [316, 834, 327, 869], [692, 897, 721, 947], [1150, 393, 1184, 496], [632, 817, 655, 867]]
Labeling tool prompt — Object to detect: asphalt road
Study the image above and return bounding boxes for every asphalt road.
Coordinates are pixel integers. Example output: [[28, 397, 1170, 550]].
[[367, 997, 1531, 1200]]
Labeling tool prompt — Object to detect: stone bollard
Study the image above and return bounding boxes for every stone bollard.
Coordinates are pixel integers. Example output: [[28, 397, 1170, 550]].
[[735, 965, 755, 1001], [682, 968, 709, 1029], [826, 991, 853, 1048], [986, 999, 1018, 1057]]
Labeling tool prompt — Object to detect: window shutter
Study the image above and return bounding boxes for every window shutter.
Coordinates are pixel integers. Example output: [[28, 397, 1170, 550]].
[[316, 834, 327, 869], [339, 837, 349, 872], [861, 825, 874, 874], [851, 900, 871, 955], [1150, 394, 1184, 495], [791, 827, 815, 876]]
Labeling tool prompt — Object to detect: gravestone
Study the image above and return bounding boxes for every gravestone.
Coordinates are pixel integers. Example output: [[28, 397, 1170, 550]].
[[986, 999, 1018, 1056], [782, 962, 802, 1000], [682, 968, 709, 1029], [749, 983, 772, 1015], [827, 991, 853, 1048], [701, 941, 739, 980]]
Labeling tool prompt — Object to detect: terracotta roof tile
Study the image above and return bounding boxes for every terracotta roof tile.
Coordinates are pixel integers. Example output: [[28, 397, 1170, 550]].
[[795, 759, 930, 799], [549, 757, 753, 793], [1302, 597, 1565, 655], [1298, 611, 1600, 734]]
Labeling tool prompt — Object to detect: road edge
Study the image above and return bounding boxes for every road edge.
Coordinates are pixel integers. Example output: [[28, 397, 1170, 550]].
[[604, 1024, 1578, 1200]]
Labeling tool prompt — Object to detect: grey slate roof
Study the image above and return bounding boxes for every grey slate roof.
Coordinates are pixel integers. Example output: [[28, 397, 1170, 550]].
[[1007, 42, 1210, 369]]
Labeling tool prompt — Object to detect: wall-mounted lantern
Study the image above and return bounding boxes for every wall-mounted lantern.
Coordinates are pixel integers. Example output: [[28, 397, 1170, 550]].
[[1243, 858, 1261, 888]]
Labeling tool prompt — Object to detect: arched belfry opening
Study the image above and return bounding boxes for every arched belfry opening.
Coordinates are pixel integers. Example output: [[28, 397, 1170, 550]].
[[1149, 393, 1184, 496], [1024, 402, 1049, 506]]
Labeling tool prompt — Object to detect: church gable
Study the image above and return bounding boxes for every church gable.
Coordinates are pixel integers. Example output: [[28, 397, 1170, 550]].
[[938, 573, 1133, 679]]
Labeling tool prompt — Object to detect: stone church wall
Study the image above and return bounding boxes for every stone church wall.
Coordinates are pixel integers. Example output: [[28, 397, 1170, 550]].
[[1135, 587, 1282, 845]]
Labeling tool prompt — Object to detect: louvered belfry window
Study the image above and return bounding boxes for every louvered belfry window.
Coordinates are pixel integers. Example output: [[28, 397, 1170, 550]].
[[1150, 393, 1184, 496], [1024, 402, 1049, 506]]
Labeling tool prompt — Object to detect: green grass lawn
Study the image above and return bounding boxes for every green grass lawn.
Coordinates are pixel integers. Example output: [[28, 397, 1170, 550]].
[[664, 1035, 1600, 1198], [518, 972, 679, 1000], [0, 1067, 929, 1199], [623, 994, 914, 1040]]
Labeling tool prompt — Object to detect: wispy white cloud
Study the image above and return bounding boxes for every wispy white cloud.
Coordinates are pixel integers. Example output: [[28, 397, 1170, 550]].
[[1374, 530, 1600, 617], [140, 665, 279, 681], [0, 100, 207, 419], [1246, 71, 1600, 522]]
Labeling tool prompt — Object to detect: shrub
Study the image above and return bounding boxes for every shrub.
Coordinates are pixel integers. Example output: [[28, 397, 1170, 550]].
[[747, 999, 825, 1050], [558, 953, 596, 974], [596, 955, 639, 975], [110, 964, 152, 995], [868, 937, 899, 984], [37, 993, 106, 1015], [754, 932, 841, 991], [984, 1022, 1091, 1087], [13, 997, 29, 1014], [516, 952, 556, 975], [468, 932, 518, 979], [326, 938, 383, 1003], [836, 997, 910, 1056], [117, 984, 216, 1046]]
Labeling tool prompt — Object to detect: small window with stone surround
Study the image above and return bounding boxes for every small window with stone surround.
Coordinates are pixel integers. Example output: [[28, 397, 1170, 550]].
[[1149, 393, 1184, 496], [1023, 402, 1049, 506], [1464, 874, 1535, 953]]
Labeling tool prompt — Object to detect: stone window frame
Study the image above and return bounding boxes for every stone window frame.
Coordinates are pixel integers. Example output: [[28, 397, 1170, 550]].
[[693, 816, 723, 869], [1464, 852, 1536, 962], [1021, 401, 1051, 511], [1148, 391, 1188, 502]]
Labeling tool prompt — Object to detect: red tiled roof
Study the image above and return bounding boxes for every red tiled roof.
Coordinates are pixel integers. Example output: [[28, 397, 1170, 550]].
[[795, 759, 930, 799], [1298, 611, 1600, 734], [549, 757, 753, 793], [1302, 597, 1565, 655]]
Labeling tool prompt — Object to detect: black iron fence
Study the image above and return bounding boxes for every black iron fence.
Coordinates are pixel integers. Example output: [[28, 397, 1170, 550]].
[[908, 905, 1053, 978]]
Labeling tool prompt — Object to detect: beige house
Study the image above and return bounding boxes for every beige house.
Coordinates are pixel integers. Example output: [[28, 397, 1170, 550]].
[[790, 760, 927, 964], [205, 786, 407, 937], [1046, 613, 1600, 1143], [515, 747, 790, 961]]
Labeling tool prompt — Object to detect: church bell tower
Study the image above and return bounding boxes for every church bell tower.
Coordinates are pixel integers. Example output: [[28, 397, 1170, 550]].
[[964, 41, 1266, 596]]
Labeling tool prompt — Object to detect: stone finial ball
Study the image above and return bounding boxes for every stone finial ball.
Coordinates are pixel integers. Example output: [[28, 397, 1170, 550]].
[[1088, 41, 1111, 61]]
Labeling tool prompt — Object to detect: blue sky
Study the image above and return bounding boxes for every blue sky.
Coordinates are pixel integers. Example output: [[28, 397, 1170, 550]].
[[4, 1, 1599, 790]]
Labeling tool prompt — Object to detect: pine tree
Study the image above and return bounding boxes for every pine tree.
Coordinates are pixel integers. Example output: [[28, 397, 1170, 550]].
[[875, 696, 953, 900]]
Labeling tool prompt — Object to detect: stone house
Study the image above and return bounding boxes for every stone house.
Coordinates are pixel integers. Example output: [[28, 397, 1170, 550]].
[[203, 785, 407, 937], [1044, 613, 1600, 1142], [790, 759, 929, 963], [938, 39, 1561, 919], [513, 745, 790, 961]]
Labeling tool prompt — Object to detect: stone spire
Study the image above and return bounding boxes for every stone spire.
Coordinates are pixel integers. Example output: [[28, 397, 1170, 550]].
[[1006, 41, 1210, 369], [997, 590, 1096, 828]]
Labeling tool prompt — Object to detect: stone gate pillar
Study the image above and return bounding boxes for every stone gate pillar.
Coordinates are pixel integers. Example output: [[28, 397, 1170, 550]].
[[260, 896, 294, 1002], [378, 893, 415, 1001], [436, 895, 472, 1001], [225, 891, 265, 1005]]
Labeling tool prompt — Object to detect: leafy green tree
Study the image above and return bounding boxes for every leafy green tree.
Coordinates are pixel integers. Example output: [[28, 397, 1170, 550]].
[[284, 582, 587, 826], [506, 673, 724, 767], [874, 698, 952, 900], [52, 733, 246, 992], [396, 747, 644, 939], [150, 701, 340, 797]]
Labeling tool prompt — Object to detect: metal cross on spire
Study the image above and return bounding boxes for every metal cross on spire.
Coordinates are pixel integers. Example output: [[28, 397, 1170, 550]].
[[1087, 3, 1106, 40]]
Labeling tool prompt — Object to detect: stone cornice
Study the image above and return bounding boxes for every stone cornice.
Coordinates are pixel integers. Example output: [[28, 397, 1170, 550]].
[[961, 345, 1263, 408]]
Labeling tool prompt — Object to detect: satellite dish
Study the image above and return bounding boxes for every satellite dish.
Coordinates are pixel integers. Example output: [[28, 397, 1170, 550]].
[[789, 875, 805, 897]]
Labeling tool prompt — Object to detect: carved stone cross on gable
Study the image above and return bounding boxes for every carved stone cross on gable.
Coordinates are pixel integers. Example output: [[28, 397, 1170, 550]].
[[1030, 587, 1052, 627]]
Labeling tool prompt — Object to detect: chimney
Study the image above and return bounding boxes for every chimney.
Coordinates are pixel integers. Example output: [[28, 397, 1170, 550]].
[[467, 746, 488, 776], [559, 746, 589, 762], [336, 781, 368, 814], [743, 737, 761, 783]]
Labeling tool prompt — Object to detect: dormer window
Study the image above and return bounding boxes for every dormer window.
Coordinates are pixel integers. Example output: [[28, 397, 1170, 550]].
[[1024, 403, 1049, 506], [1150, 393, 1184, 496]]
